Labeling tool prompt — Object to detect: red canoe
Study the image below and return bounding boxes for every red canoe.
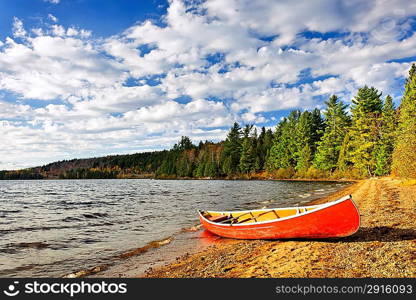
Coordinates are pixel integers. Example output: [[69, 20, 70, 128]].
[[198, 195, 360, 239]]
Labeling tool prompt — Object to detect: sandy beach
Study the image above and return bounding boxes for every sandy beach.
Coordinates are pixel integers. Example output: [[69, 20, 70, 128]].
[[142, 178, 416, 278]]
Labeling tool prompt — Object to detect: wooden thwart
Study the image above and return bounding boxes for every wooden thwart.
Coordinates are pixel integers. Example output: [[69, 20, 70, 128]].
[[235, 209, 280, 224], [210, 207, 309, 225], [218, 211, 251, 224], [211, 209, 281, 225]]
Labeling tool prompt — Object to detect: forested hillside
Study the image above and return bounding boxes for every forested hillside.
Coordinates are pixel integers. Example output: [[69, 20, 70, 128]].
[[2, 64, 415, 180]]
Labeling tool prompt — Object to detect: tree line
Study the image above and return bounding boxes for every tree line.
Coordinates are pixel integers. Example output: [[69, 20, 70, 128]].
[[0, 169, 43, 180], [1, 63, 415, 180], [266, 63, 416, 179], [154, 127, 274, 178]]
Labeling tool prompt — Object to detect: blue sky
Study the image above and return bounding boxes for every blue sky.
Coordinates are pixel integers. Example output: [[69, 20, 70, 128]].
[[0, 0, 415, 169], [0, 0, 168, 39]]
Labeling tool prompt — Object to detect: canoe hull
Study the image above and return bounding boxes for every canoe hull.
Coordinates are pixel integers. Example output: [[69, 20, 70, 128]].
[[199, 198, 360, 239]]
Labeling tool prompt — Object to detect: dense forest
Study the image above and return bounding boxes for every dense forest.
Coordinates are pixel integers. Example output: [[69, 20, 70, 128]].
[[1, 63, 415, 180]]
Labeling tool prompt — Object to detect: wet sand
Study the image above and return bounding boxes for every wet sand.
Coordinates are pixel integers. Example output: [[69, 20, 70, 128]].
[[143, 178, 416, 278]]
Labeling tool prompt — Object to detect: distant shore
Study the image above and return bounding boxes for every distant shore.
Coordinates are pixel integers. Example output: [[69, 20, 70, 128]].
[[142, 178, 416, 278], [0, 173, 357, 182]]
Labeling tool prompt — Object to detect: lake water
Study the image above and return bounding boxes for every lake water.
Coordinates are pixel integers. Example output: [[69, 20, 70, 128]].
[[0, 179, 350, 277]]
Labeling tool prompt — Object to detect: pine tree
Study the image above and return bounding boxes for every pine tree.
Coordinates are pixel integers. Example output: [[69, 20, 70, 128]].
[[295, 111, 314, 171], [392, 63, 416, 178], [220, 122, 242, 175], [177, 155, 191, 177], [267, 111, 300, 170], [374, 144, 390, 176], [348, 86, 383, 176], [239, 125, 256, 173], [173, 136, 194, 151], [337, 132, 351, 171], [314, 95, 350, 171], [293, 110, 323, 171], [309, 108, 325, 153], [374, 95, 397, 175], [204, 155, 218, 177], [296, 144, 312, 172], [257, 127, 273, 170], [194, 160, 206, 177]]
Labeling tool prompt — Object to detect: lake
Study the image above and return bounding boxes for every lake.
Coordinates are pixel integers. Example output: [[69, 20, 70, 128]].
[[0, 179, 350, 277]]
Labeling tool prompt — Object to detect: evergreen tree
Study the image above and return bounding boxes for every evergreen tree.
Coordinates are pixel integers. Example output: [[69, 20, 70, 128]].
[[204, 156, 218, 177], [337, 132, 351, 171], [177, 154, 194, 177], [220, 122, 242, 175], [239, 125, 256, 173], [197, 141, 204, 150], [173, 136, 195, 151], [392, 63, 416, 178], [314, 95, 350, 171], [256, 127, 266, 169], [156, 151, 178, 176], [267, 111, 300, 170], [294, 111, 321, 171], [348, 86, 383, 176], [256, 127, 273, 170], [296, 144, 312, 172], [374, 144, 390, 176], [374, 95, 396, 175], [194, 160, 206, 177], [309, 108, 325, 153]]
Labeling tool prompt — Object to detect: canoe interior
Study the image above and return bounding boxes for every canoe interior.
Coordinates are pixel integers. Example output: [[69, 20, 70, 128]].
[[202, 206, 319, 224]]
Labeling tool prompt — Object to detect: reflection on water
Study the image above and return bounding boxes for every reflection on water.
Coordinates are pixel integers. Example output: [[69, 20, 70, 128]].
[[0, 179, 350, 277]]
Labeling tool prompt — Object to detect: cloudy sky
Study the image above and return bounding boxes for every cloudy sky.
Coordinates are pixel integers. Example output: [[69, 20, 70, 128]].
[[1, 0, 415, 170]]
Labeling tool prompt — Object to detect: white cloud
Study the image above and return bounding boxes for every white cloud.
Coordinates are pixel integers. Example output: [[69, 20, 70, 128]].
[[0, 34, 125, 100], [44, 0, 60, 4], [12, 17, 27, 38], [50, 24, 65, 36], [48, 14, 58, 23], [345, 62, 411, 93], [0, 101, 31, 119]]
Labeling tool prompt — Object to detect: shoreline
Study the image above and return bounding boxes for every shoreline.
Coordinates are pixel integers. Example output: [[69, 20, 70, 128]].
[[142, 178, 415, 278], [0, 176, 356, 182]]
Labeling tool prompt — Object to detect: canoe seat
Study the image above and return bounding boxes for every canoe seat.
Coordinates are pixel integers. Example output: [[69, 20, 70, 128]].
[[208, 215, 229, 222]]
